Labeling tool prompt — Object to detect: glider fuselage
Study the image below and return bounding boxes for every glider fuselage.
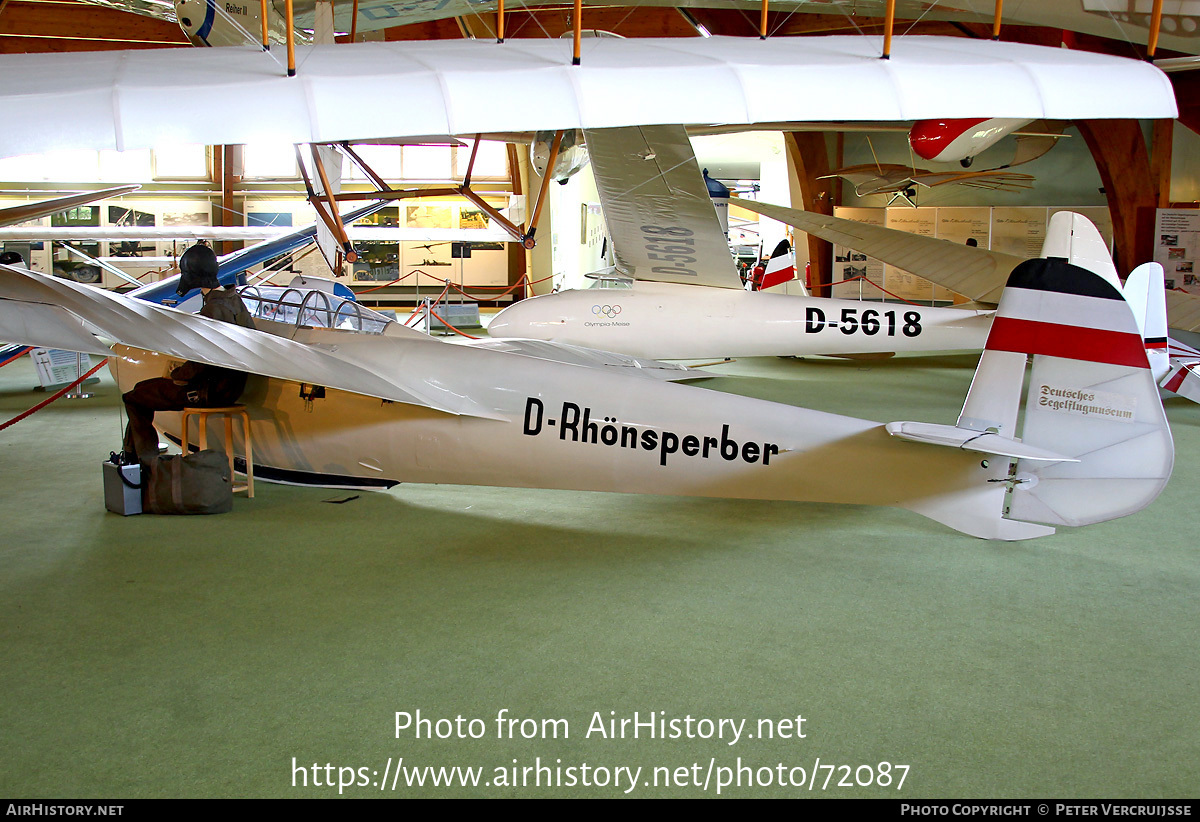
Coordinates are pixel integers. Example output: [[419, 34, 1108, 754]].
[[487, 281, 993, 360], [112, 331, 1016, 537]]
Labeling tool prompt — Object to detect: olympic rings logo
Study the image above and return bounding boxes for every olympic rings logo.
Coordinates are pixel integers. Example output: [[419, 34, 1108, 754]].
[[592, 304, 622, 318]]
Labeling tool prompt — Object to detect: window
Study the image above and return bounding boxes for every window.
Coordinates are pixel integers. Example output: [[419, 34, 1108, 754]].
[[243, 143, 298, 179], [51, 206, 99, 227], [455, 140, 508, 179], [402, 145, 453, 180], [153, 144, 209, 179]]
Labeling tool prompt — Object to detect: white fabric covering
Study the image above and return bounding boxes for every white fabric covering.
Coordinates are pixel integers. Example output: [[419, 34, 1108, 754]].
[[0, 35, 1177, 158]]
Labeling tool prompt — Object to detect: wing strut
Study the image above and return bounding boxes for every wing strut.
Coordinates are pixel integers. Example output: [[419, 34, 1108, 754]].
[[285, 0, 296, 76], [314, 146, 356, 263], [312, 136, 546, 248], [522, 130, 563, 248], [259, 0, 270, 49], [295, 144, 356, 270]]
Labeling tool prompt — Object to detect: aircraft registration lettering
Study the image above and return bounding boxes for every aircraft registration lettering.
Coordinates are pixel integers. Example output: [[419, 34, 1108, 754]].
[[522, 398, 779, 468], [804, 307, 922, 337], [641, 224, 697, 277]]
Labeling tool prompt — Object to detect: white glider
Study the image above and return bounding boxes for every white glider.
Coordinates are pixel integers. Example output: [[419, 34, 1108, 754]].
[[487, 124, 994, 360], [0, 212, 1174, 539]]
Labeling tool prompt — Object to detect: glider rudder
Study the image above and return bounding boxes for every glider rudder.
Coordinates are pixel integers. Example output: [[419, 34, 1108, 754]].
[[981, 215, 1173, 529]]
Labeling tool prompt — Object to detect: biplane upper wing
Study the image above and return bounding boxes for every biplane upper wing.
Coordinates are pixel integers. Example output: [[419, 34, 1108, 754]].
[[586, 125, 742, 289], [733, 198, 1025, 303], [0, 37, 1175, 159], [0, 264, 505, 419]]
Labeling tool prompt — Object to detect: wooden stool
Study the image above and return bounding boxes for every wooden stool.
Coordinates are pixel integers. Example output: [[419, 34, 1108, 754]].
[[180, 405, 254, 498]]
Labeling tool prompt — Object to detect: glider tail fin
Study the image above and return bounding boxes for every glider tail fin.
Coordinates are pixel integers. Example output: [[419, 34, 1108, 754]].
[[898, 213, 1173, 538], [976, 214, 1172, 529], [757, 240, 801, 292], [1123, 261, 1170, 381]]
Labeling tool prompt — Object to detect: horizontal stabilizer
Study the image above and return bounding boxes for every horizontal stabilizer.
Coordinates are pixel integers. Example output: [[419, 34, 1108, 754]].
[[885, 421, 1079, 462], [1161, 360, 1200, 403]]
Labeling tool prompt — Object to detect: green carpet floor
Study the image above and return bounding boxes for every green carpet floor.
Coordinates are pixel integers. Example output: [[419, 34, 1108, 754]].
[[0, 350, 1197, 798]]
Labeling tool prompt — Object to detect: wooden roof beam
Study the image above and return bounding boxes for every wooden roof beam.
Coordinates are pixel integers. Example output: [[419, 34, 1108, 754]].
[[0, 1, 187, 44]]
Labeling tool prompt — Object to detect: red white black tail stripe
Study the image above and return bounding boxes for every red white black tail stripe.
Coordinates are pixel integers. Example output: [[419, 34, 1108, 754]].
[[984, 258, 1149, 369], [758, 239, 795, 291]]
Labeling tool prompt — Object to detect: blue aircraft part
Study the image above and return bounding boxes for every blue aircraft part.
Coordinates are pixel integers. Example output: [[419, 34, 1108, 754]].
[[130, 200, 390, 307], [0, 343, 31, 364], [702, 168, 730, 199], [196, 0, 218, 45]]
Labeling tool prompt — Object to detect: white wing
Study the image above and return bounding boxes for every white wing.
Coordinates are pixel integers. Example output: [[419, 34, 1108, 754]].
[[0, 264, 502, 419], [1165, 290, 1200, 334], [0, 36, 1175, 158], [586, 125, 741, 289], [733, 198, 1025, 304], [735, 198, 1200, 332], [0, 186, 140, 228]]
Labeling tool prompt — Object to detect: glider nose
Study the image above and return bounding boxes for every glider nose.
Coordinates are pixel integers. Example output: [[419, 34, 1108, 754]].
[[488, 295, 570, 341], [487, 303, 524, 339]]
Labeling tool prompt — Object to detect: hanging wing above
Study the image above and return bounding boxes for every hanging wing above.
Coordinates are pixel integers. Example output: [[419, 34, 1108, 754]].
[[0, 36, 1176, 159]]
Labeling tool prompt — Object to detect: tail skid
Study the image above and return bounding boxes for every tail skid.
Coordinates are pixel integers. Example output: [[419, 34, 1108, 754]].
[[888, 213, 1173, 539]]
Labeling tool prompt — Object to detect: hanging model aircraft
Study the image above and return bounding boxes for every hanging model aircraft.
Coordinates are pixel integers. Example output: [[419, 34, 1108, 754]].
[[486, 123, 996, 360], [908, 118, 1036, 167], [822, 162, 1036, 206], [828, 118, 1068, 205], [0, 211, 1176, 540]]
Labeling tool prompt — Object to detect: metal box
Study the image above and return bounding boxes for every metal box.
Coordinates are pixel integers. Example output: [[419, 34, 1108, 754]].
[[103, 460, 142, 516]]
